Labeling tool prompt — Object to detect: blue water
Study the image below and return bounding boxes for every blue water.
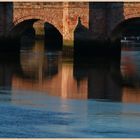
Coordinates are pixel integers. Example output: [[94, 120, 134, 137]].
[[0, 90, 140, 138]]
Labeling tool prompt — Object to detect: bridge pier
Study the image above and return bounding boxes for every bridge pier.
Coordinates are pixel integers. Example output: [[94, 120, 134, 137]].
[[33, 20, 44, 39], [62, 2, 73, 47], [0, 3, 13, 38], [62, 2, 89, 47]]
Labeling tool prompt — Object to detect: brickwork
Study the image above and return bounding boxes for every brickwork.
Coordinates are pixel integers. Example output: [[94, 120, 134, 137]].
[[123, 3, 140, 19], [1, 2, 140, 42], [13, 2, 63, 35], [63, 2, 89, 45], [11, 2, 88, 45]]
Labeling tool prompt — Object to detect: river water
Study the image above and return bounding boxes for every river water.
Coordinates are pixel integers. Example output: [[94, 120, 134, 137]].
[[0, 40, 140, 138]]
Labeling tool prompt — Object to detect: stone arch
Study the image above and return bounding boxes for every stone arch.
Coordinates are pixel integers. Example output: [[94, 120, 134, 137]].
[[7, 15, 63, 38], [110, 16, 140, 42], [8, 18, 39, 39], [124, 11, 140, 20], [13, 15, 44, 26], [8, 16, 63, 50]]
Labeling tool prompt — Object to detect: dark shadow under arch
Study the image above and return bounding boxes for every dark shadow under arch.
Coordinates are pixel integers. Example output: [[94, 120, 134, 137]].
[[44, 22, 62, 51], [9, 19, 63, 51], [111, 17, 140, 42], [6, 18, 41, 51], [9, 19, 39, 39]]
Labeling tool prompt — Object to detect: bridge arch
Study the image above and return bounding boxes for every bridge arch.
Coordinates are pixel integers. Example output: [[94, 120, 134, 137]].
[[110, 17, 140, 42], [9, 18, 39, 39], [8, 17, 63, 50], [124, 10, 140, 20], [8, 15, 63, 39]]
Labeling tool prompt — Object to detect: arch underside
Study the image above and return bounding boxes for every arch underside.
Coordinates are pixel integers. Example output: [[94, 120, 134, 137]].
[[7, 17, 63, 51], [8, 16, 62, 38], [111, 16, 140, 42], [9, 19, 38, 39]]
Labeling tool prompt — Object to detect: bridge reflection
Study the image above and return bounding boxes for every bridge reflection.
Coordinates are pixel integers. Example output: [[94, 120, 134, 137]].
[[12, 39, 87, 99], [0, 39, 140, 104]]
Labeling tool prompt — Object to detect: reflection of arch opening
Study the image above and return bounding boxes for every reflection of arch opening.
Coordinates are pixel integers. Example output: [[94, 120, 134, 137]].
[[111, 17, 140, 42], [44, 22, 62, 51], [16, 48, 59, 80]]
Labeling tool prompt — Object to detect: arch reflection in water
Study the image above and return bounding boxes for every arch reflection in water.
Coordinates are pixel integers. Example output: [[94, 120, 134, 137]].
[[18, 40, 60, 80], [11, 41, 140, 104], [73, 40, 140, 103], [121, 42, 140, 103], [1, 36, 140, 105], [12, 40, 88, 101], [74, 56, 122, 101]]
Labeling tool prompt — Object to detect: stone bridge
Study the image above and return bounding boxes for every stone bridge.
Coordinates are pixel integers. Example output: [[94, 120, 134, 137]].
[[0, 2, 140, 46], [91, 2, 140, 42]]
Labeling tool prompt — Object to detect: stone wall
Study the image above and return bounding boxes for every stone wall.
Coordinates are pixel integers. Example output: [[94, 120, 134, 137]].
[[124, 3, 140, 19], [63, 2, 89, 46]]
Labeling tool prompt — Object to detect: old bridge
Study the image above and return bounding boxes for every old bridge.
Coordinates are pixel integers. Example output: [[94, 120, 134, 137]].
[[0, 2, 140, 46]]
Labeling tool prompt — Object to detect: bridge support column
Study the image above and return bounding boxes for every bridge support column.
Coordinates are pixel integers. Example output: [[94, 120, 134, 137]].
[[63, 2, 74, 47], [0, 3, 13, 38], [89, 3, 109, 42], [33, 20, 45, 38], [63, 2, 89, 47]]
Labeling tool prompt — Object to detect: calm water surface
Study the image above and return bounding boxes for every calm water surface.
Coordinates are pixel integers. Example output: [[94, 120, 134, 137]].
[[0, 40, 140, 137]]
